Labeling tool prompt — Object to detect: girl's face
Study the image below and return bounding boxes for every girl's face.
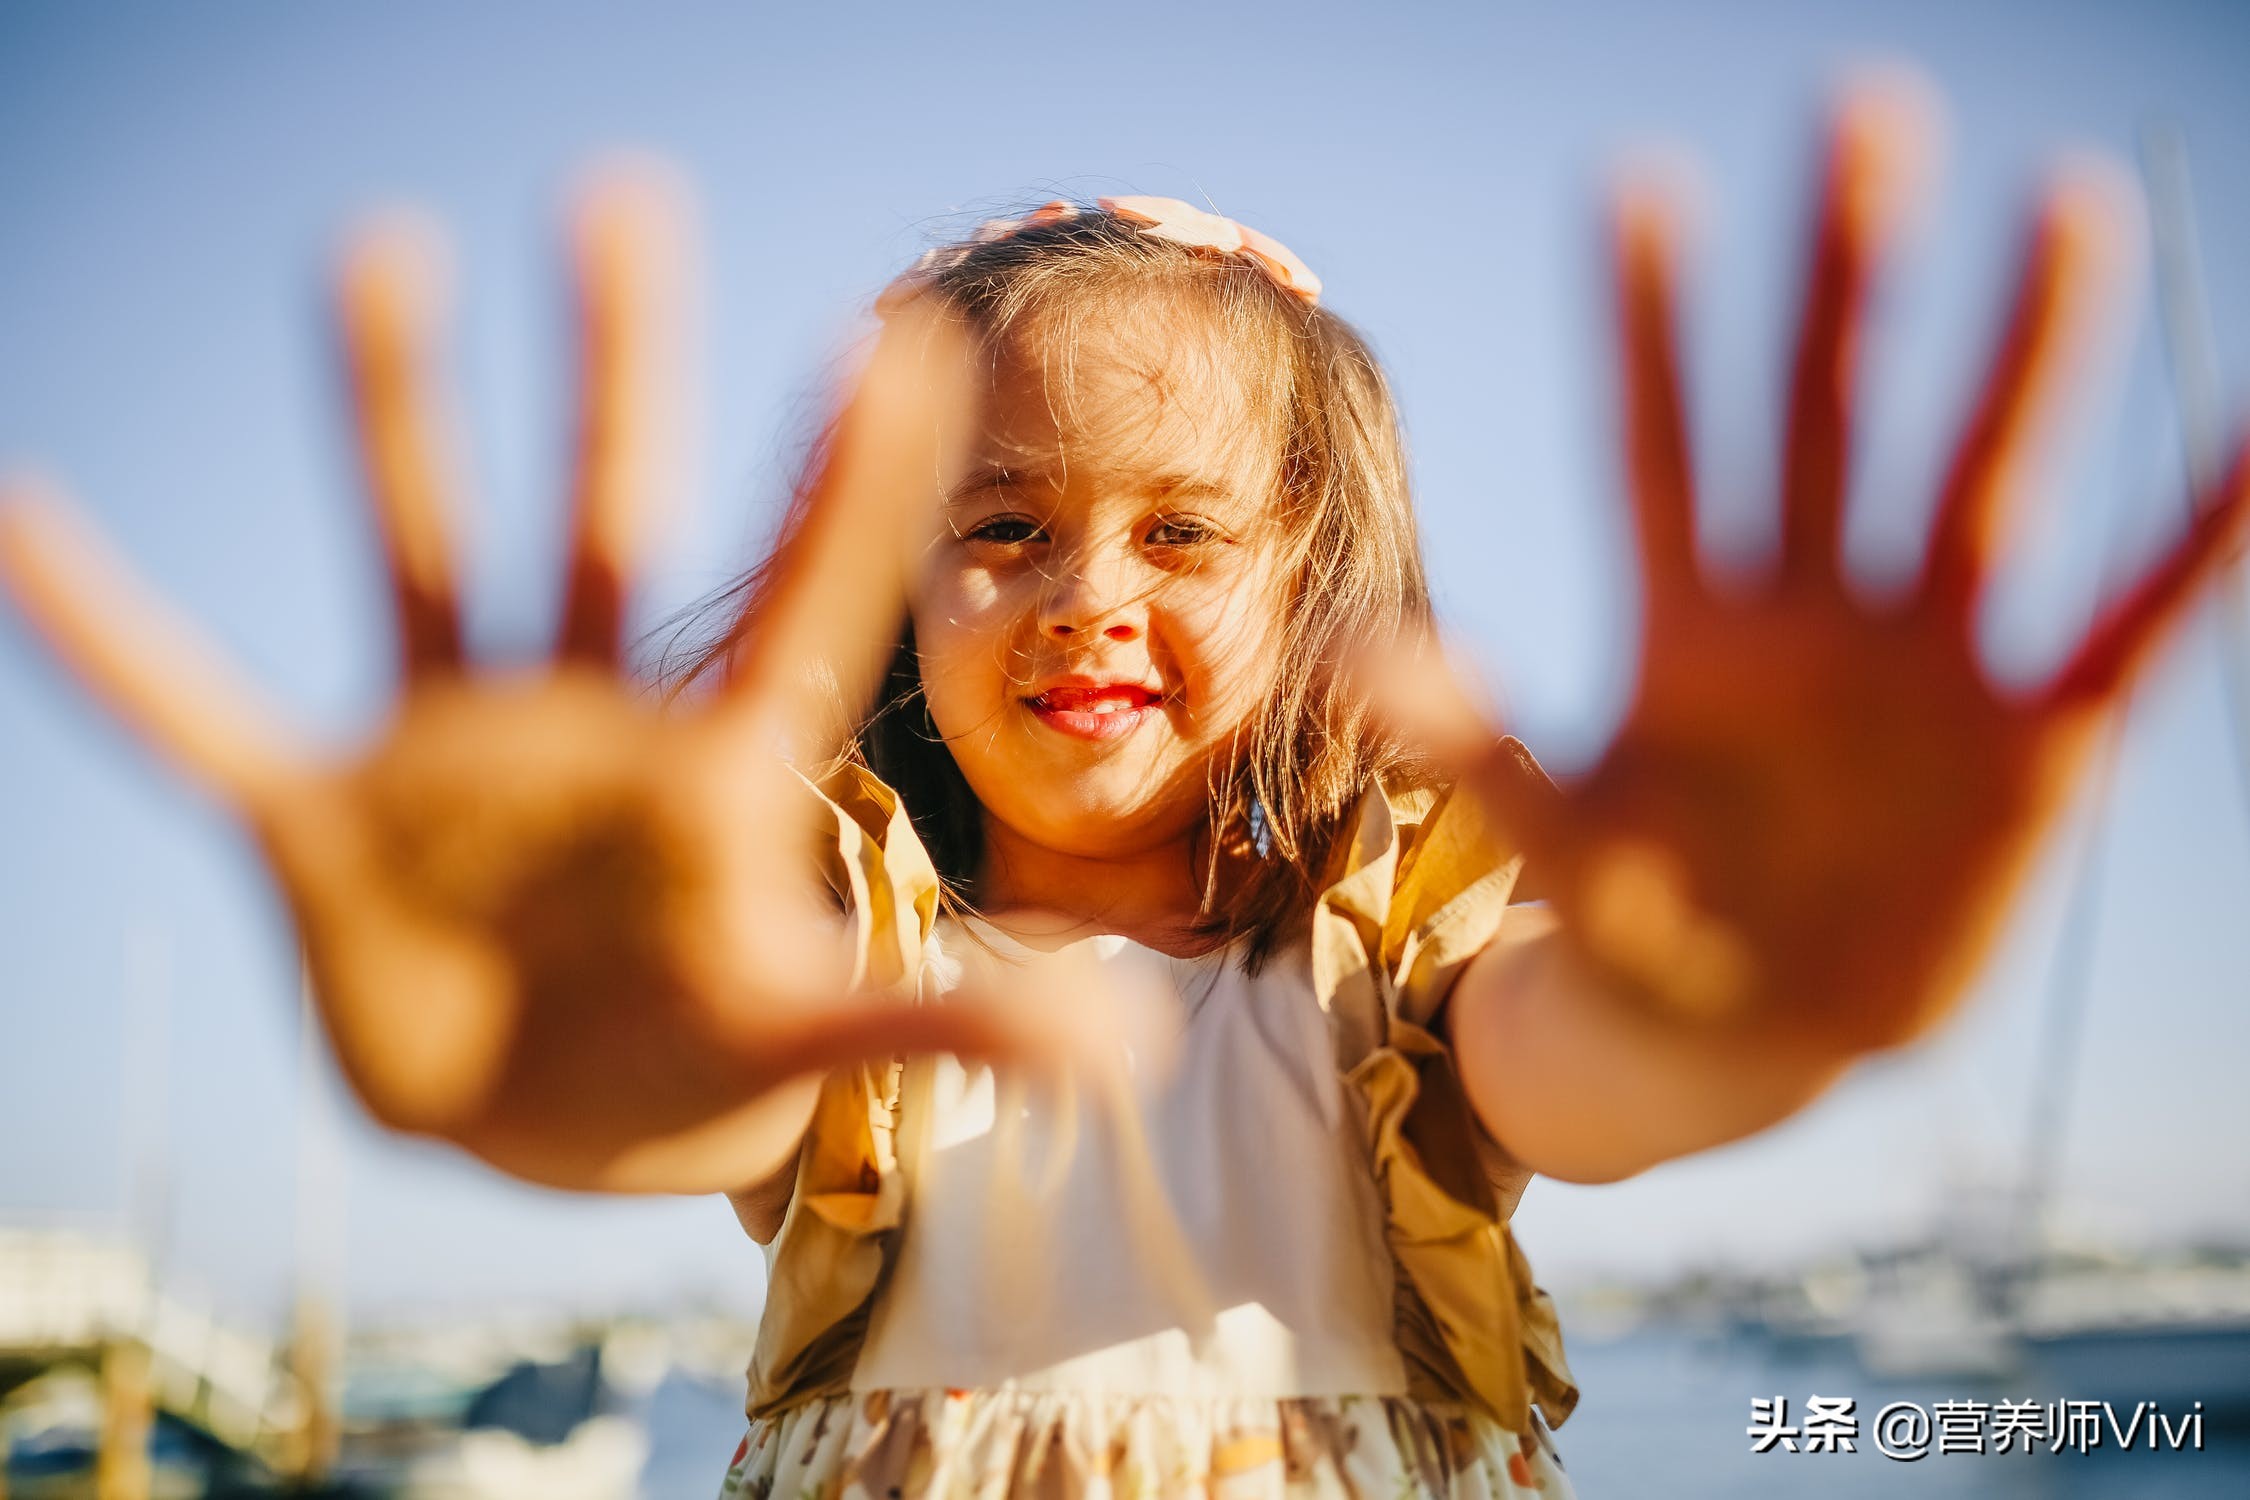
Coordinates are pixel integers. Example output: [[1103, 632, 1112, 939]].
[[910, 304, 1293, 865]]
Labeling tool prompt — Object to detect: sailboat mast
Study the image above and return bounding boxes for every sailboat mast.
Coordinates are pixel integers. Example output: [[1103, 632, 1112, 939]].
[[284, 955, 344, 1484], [2009, 122, 2250, 1307], [2142, 123, 2250, 822]]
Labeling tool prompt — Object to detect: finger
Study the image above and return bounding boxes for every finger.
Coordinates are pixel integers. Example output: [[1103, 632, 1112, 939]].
[[1610, 164, 1702, 625], [703, 303, 977, 757], [765, 936, 1172, 1087], [771, 992, 1116, 1085], [1344, 623, 1565, 860], [336, 214, 468, 679], [1778, 69, 1939, 590], [1919, 159, 2141, 625], [1776, 72, 1941, 584], [2041, 432, 2250, 714], [555, 158, 694, 666], [0, 477, 306, 807]]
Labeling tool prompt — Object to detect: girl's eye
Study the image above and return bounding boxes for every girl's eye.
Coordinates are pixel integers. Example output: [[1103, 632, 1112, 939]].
[[964, 515, 1044, 546], [1147, 515, 1224, 547]]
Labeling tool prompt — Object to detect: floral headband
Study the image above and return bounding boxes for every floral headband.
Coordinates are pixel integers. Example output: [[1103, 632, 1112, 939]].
[[876, 195, 1322, 315]]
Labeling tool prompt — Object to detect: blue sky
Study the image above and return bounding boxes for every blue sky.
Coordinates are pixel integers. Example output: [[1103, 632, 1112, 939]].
[[4, 0, 2249, 1331]]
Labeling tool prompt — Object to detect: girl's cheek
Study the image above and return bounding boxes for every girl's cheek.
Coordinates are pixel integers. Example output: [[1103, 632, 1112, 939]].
[[913, 564, 1031, 708], [1159, 575, 1288, 722], [913, 565, 1010, 648]]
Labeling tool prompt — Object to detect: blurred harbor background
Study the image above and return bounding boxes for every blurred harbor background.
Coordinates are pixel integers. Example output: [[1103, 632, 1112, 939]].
[[6, 2, 2250, 1496], [7, 1222, 2249, 1496]]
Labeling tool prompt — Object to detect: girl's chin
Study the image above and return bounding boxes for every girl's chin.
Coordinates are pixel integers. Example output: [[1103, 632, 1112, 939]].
[[983, 781, 1210, 857]]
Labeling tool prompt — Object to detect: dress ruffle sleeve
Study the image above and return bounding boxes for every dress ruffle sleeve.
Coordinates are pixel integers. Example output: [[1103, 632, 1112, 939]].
[[743, 762, 942, 1421], [1311, 737, 1580, 1435]]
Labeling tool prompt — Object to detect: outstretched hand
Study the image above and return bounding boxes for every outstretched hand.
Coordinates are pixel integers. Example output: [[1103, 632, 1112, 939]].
[[0, 165, 1108, 1193], [1395, 78, 2250, 1059]]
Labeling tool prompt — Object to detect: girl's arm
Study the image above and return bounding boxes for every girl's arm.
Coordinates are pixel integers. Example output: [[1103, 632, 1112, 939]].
[[1447, 908, 1854, 1185], [726, 1137, 805, 1242]]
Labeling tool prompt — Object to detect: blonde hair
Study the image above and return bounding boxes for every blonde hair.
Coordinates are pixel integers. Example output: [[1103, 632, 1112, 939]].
[[659, 203, 1445, 968]]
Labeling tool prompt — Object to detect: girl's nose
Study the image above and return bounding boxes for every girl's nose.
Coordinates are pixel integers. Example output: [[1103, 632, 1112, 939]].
[[1037, 555, 1144, 642]]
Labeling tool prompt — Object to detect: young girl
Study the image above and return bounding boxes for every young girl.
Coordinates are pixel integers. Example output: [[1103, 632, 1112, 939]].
[[2, 80, 2245, 1500]]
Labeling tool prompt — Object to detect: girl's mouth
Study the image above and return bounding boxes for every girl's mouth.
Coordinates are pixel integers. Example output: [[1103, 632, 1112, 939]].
[[1025, 683, 1164, 742]]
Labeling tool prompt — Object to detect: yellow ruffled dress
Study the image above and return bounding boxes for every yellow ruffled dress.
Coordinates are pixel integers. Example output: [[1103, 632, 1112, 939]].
[[718, 745, 1579, 1499]]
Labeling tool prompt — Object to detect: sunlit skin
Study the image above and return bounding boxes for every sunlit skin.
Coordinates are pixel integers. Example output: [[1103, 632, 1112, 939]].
[[912, 306, 1294, 953]]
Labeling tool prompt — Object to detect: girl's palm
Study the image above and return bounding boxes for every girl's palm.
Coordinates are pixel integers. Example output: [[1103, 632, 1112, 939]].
[[0, 169, 1075, 1192], [1428, 83, 2250, 1054]]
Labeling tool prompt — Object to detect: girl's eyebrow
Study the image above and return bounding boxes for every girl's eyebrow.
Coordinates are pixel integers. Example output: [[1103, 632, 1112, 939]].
[[1145, 474, 1236, 505], [945, 464, 1022, 503], [945, 465, 1240, 505]]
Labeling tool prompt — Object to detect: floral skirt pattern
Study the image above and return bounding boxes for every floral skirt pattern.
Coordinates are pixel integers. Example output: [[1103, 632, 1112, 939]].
[[715, 1388, 1574, 1500]]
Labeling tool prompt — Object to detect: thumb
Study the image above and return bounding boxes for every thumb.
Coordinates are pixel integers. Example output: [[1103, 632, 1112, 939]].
[[1343, 621, 1565, 860], [759, 928, 1182, 1086]]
